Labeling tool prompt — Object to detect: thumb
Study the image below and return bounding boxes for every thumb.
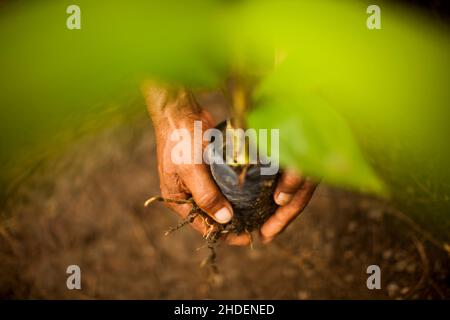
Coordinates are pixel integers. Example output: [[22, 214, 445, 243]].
[[182, 165, 233, 224]]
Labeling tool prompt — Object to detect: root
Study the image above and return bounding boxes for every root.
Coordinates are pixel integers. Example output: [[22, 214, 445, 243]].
[[164, 209, 199, 236], [405, 236, 430, 299], [384, 206, 449, 256], [201, 229, 222, 275], [144, 196, 193, 207], [144, 195, 200, 235], [144, 194, 252, 280], [246, 229, 254, 250], [144, 194, 224, 275]]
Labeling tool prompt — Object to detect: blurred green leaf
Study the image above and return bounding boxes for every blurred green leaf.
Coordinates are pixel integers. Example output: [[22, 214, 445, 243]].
[[0, 0, 230, 178], [249, 69, 385, 193], [0, 0, 449, 237]]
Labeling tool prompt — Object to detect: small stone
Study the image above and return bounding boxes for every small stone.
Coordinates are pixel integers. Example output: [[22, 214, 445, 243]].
[[209, 273, 224, 287], [400, 287, 410, 295], [394, 260, 408, 272], [302, 267, 315, 279], [248, 249, 262, 260], [344, 274, 355, 283], [197, 284, 209, 296], [282, 268, 297, 278], [325, 229, 335, 240], [387, 283, 399, 297], [368, 208, 383, 221], [395, 251, 406, 260], [347, 221, 358, 233], [297, 290, 310, 300], [343, 250, 354, 260], [383, 249, 393, 260], [406, 264, 416, 274]]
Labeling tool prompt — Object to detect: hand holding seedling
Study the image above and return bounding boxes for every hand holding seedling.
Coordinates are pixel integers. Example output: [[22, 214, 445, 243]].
[[261, 171, 318, 243], [143, 83, 317, 246], [143, 83, 251, 246]]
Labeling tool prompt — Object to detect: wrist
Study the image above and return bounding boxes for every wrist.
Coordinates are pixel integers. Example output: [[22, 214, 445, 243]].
[[142, 83, 202, 129]]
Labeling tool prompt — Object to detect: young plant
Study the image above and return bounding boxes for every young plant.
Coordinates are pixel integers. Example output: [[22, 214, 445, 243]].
[[1, 0, 449, 244]]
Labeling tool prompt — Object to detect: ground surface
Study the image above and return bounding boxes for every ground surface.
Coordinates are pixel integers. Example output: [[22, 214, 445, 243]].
[[0, 93, 448, 299]]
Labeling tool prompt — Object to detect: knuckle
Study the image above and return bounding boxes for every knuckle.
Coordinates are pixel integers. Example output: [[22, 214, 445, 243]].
[[300, 178, 317, 189], [282, 205, 302, 221], [263, 217, 284, 238], [280, 175, 303, 191], [283, 174, 300, 185], [196, 191, 221, 211]]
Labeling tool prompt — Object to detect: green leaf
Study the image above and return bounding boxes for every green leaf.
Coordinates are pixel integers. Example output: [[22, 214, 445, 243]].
[[249, 69, 385, 194]]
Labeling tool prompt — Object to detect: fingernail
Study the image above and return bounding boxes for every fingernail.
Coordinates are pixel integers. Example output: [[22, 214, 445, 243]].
[[275, 192, 293, 205], [214, 207, 232, 223]]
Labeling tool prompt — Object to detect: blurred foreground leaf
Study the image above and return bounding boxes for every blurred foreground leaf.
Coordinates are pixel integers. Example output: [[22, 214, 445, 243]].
[[0, 0, 449, 238]]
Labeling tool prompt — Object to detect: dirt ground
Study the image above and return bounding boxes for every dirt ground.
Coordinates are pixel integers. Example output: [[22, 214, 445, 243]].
[[0, 93, 449, 299]]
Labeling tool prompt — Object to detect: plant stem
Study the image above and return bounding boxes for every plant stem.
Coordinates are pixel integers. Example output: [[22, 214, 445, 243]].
[[229, 74, 251, 130]]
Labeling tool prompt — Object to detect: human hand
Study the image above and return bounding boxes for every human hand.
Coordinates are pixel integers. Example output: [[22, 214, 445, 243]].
[[260, 170, 318, 244], [143, 83, 251, 246]]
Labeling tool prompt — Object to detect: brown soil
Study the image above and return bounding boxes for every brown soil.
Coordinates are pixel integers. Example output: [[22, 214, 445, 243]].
[[0, 93, 449, 299]]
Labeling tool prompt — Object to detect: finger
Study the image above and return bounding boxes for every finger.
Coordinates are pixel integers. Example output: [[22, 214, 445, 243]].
[[224, 233, 251, 246], [274, 169, 305, 206], [262, 181, 317, 243], [182, 165, 233, 224]]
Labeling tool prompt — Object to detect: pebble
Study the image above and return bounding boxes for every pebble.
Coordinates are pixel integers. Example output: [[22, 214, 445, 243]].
[[343, 250, 354, 260], [368, 208, 383, 221], [395, 260, 408, 272], [325, 229, 335, 240], [344, 274, 355, 283], [387, 283, 399, 297], [383, 249, 393, 260], [347, 221, 358, 233], [297, 290, 310, 300], [406, 263, 416, 274], [248, 249, 262, 260]]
